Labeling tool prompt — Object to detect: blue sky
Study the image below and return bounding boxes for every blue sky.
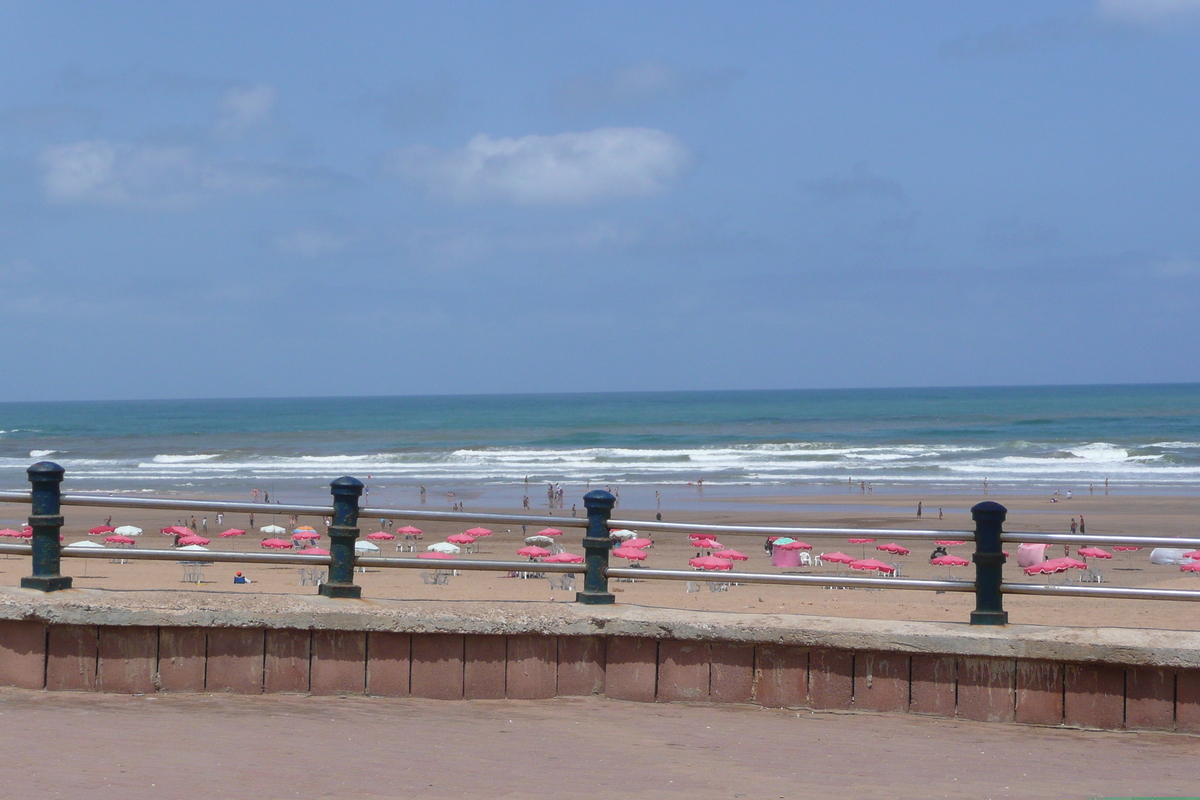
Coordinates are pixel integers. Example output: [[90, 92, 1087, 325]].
[[1, 1, 1198, 401]]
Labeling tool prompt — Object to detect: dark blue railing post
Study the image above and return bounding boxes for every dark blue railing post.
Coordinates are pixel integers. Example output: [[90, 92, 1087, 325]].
[[970, 500, 1008, 625], [22, 461, 71, 592], [320, 476, 363, 599], [576, 489, 615, 605]]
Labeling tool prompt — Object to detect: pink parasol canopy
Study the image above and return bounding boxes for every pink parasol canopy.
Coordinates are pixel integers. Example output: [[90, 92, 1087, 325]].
[[935, 540, 967, 546], [1183, 550, 1200, 559], [876, 543, 910, 555], [689, 555, 733, 570], [713, 548, 748, 561], [543, 552, 583, 563], [298, 546, 330, 555], [88, 525, 115, 536], [931, 554, 970, 567], [398, 526, 423, 536], [162, 525, 190, 536], [1112, 546, 1143, 552], [537, 528, 564, 537], [1181, 563, 1200, 573], [366, 531, 395, 541], [260, 538, 293, 549], [776, 540, 812, 551], [849, 558, 896, 574], [820, 552, 856, 564], [178, 535, 210, 546], [418, 551, 455, 560], [624, 538, 653, 549], [446, 534, 476, 545], [689, 532, 716, 540], [292, 530, 320, 540], [218, 528, 246, 538], [612, 546, 647, 561], [1077, 547, 1113, 559], [104, 535, 136, 545], [690, 538, 723, 550], [517, 545, 551, 558], [1025, 557, 1088, 575], [464, 527, 492, 537], [848, 538, 876, 544], [0, 529, 24, 538]]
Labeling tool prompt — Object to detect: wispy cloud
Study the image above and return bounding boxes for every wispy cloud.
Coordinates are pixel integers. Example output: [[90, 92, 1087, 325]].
[[214, 83, 276, 139], [387, 127, 692, 206], [555, 61, 739, 112], [801, 163, 906, 203]]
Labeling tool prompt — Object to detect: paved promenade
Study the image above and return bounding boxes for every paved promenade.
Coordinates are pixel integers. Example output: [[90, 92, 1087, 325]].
[[0, 689, 1193, 799]]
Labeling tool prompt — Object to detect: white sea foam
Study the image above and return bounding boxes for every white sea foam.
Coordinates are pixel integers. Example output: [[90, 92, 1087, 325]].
[[29, 450, 57, 458], [150, 454, 220, 464]]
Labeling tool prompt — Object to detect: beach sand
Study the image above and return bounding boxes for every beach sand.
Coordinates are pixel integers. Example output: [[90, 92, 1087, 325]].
[[3, 490, 1198, 631]]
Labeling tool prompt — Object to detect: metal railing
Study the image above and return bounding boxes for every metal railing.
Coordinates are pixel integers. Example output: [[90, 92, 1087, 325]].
[[2, 461, 1200, 623]]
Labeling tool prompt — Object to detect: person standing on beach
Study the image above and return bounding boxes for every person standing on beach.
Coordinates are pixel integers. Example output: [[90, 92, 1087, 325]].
[[1079, 515, 1086, 535], [938, 508, 943, 520], [217, 513, 223, 527], [420, 486, 426, 504], [984, 477, 988, 494], [917, 502, 922, 518], [249, 513, 254, 530], [1070, 518, 1078, 535]]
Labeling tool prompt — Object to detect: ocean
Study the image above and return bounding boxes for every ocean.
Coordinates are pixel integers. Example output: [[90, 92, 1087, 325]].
[[0, 385, 1197, 508]]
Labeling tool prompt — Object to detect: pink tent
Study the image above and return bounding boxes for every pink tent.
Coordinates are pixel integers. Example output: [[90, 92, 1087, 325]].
[[1077, 547, 1113, 560], [612, 546, 647, 561], [104, 535, 136, 545], [1017, 543, 1052, 568], [88, 525, 115, 536], [219, 528, 247, 538], [292, 530, 320, 540], [713, 549, 748, 561], [931, 554, 970, 567], [820, 552, 856, 564], [776, 540, 812, 551], [689, 555, 733, 570], [418, 551, 455, 560], [464, 527, 492, 537], [366, 532, 395, 541], [876, 543, 910, 555], [178, 535, 210, 546], [446, 534, 476, 545], [849, 558, 896, 574], [260, 538, 293, 549], [517, 545, 551, 558], [537, 528, 564, 537], [543, 552, 583, 563], [624, 538, 653, 549]]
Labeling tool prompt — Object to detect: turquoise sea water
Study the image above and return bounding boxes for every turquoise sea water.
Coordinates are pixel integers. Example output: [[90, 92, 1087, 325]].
[[0, 385, 1197, 506]]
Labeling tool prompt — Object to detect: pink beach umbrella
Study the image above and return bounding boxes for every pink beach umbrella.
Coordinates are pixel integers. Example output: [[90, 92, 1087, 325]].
[[689, 555, 733, 570], [713, 548, 749, 561], [935, 540, 967, 546], [1077, 547, 1113, 560], [446, 534, 476, 545], [612, 546, 647, 561], [162, 525, 191, 536], [292, 530, 321, 541], [777, 540, 812, 551], [624, 538, 653, 549], [876, 543, 910, 556], [690, 538, 723, 550], [88, 525, 115, 536], [366, 531, 395, 541], [418, 551, 455, 560], [464, 527, 492, 537], [821, 552, 855, 564], [104, 535, 136, 545], [398, 526, 423, 537], [260, 538, 293, 549], [543, 552, 583, 563], [1112, 545, 1144, 568], [178, 535, 210, 546], [931, 553, 969, 577], [1181, 562, 1200, 574], [219, 528, 246, 538], [298, 546, 330, 555], [517, 545, 551, 559], [0, 529, 24, 538], [849, 558, 896, 575], [848, 537, 877, 557], [537, 528, 564, 537]]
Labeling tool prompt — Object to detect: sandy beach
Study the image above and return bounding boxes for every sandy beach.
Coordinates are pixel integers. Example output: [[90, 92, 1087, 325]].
[[3, 490, 1198, 631]]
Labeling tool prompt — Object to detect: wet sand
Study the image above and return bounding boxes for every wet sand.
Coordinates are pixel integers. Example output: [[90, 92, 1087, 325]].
[[2, 490, 1198, 630]]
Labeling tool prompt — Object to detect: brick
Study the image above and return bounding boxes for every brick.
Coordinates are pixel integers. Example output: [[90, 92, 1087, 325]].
[[206, 628, 264, 693], [754, 645, 807, 708], [97, 626, 157, 694], [1064, 663, 1124, 730], [158, 627, 206, 692], [263, 629, 310, 694], [710, 643, 754, 704], [854, 651, 909, 713], [910, 655, 956, 717], [557, 636, 605, 696], [310, 630, 366, 695], [605, 637, 657, 702], [809, 649, 853, 710], [1125, 666, 1174, 731], [0, 620, 46, 689], [46, 625, 98, 691], [463, 635, 506, 699], [957, 657, 1015, 723], [367, 632, 410, 697], [657, 641, 710, 702], [1177, 669, 1200, 733], [1015, 660, 1063, 726], [506, 635, 556, 700], [411, 634, 464, 700]]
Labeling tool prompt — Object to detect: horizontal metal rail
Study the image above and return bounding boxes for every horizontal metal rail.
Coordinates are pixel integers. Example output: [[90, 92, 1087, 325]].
[[1000, 532, 1200, 549], [1001, 582, 1200, 601], [609, 518, 973, 540], [606, 567, 974, 592]]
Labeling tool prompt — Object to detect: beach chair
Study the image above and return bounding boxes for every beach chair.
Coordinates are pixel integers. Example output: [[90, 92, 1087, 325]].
[[799, 552, 812, 566], [707, 581, 729, 592], [181, 563, 203, 583], [421, 572, 439, 585], [813, 555, 824, 567], [686, 581, 700, 593]]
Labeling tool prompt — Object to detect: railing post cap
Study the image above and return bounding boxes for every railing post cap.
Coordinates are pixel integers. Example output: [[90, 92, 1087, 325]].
[[971, 500, 1007, 519], [330, 476, 365, 497], [583, 490, 616, 510], [27, 461, 65, 482]]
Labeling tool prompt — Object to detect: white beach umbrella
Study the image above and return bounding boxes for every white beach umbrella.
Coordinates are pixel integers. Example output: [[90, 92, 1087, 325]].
[[260, 524, 286, 534], [354, 540, 380, 552], [609, 529, 637, 541], [113, 525, 142, 536], [427, 542, 461, 554], [177, 544, 210, 551], [525, 535, 554, 546], [66, 540, 105, 549]]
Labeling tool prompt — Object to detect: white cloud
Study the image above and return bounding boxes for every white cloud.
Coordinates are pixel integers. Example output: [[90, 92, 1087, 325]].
[[38, 139, 346, 208], [388, 127, 692, 205], [1098, 0, 1200, 23], [215, 83, 276, 138]]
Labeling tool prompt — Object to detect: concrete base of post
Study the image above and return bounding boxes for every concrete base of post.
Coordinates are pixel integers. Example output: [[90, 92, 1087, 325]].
[[575, 591, 615, 605], [970, 610, 1008, 626], [20, 576, 72, 592], [318, 583, 362, 599]]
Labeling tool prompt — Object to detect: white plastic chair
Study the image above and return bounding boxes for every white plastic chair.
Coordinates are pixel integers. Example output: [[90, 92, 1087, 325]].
[[799, 552, 812, 566]]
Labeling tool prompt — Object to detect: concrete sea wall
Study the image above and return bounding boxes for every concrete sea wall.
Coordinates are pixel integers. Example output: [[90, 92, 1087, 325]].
[[0, 587, 1196, 733]]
